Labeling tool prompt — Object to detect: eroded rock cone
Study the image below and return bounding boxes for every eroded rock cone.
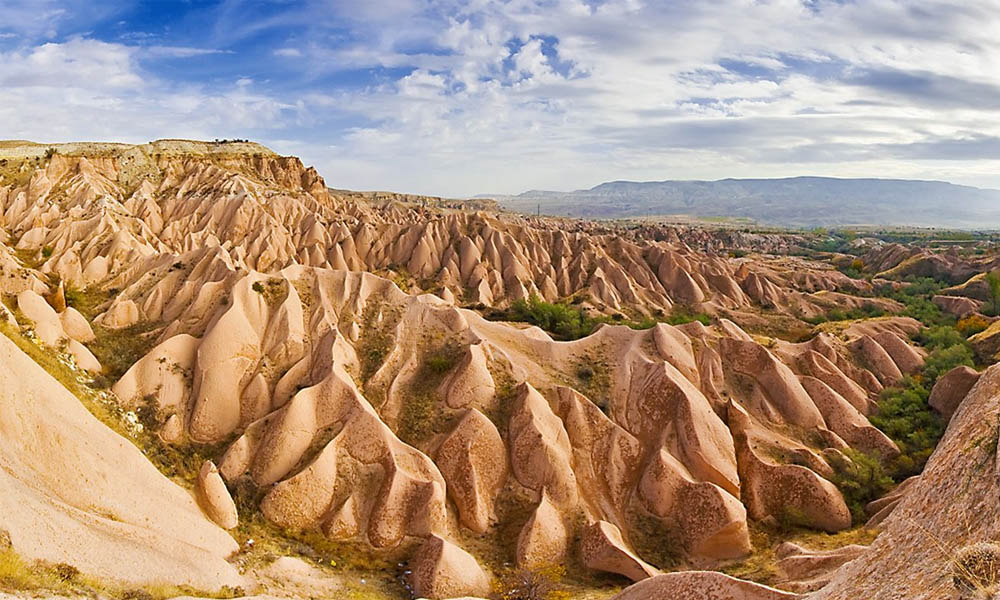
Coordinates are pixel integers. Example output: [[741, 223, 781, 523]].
[[408, 534, 491, 600], [197, 460, 238, 530], [580, 521, 658, 582], [516, 491, 568, 569]]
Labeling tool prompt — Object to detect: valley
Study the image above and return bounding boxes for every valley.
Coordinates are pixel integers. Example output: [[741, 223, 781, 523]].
[[0, 140, 998, 599]]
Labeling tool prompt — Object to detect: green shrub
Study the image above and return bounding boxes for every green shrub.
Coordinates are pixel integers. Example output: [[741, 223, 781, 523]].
[[870, 377, 945, 480], [916, 325, 966, 351], [664, 305, 712, 326], [426, 353, 456, 375], [501, 295, 597, 340], [881, 277, 953, 327], [829, 449, 894, 523], [485, 295, 710, 340], [922, 344, 975, 383], [987, 272, 1000, 315], [805, 303, 887, 325]]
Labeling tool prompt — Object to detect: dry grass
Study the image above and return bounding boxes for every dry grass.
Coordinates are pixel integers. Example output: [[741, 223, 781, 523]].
[[396, 339, 463, 445], [0, 546, 241, 599], [356, 301, 400, 383], [88, 322, 161, 384], [720, 522, 879, 586]]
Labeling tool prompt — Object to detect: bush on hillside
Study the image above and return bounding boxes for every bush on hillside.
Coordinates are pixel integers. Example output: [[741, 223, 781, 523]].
[[957, 314, 991, 337], [923, 344, 975, 382], [487, 295, 711, 340], [870, 377, 945, 480], [829, 449, 894, 524]]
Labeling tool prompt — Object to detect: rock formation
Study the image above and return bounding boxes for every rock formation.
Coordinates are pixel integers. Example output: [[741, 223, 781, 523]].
[[0, 140, 954, 598]]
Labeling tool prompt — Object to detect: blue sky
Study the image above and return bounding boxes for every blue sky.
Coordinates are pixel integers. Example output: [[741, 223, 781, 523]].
[[2, 0, 1000, 196]]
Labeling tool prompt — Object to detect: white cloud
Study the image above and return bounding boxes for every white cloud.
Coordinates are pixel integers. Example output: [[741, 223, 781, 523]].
[[144, 45, 232, 58], [0, 38, 295, 144], [283, 0, 1000, 196], [5, 1, 1000, 197]]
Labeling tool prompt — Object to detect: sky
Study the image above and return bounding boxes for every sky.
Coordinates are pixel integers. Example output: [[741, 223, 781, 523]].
[[1, 0, 1000, 197]]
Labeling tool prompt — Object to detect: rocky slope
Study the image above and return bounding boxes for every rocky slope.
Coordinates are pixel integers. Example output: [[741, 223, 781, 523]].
[[0, 331, 243, 591], [0, 141, 892, 324], [807, 361, 1000, 599], [0, 140, 946, 599]]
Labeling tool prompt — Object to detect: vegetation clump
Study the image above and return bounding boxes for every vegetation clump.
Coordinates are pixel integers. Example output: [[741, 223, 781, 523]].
[[251, 278, 286, 306], [0, 545, 238, 600], [957, 314, 991, 337], [356, 302, 400, 383], [485, 294, 709, 340], [986, 271, 1000, 316], [869, 322, 974, 481], [828, 449, 894, 523], [952, 542, 1000, 597], [489, 565, 570, 600], [881, 276, 952, 326], [871, 377, 945, 480], [88, 322, 161, 385], [804, 302, 886, 325], [63, 283, 110, 320], [396, 341, 463, 445]]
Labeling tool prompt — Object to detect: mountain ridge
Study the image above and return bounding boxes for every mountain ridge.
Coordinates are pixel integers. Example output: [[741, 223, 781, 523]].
[[489, 176, 1000, 228]]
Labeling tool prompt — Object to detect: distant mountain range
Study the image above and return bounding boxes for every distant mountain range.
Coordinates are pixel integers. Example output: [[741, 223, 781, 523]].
[[484, 176, 1000, 229]]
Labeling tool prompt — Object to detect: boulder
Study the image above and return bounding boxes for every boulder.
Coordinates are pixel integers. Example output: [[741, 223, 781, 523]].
[[435, 409, 507, 533], [774, 542, 867, 592], [928, 365, 980, 421], [932, 294, 981, 318]]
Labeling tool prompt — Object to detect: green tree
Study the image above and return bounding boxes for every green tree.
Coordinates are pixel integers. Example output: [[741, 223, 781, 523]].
[[987, 271, 1000, 315]]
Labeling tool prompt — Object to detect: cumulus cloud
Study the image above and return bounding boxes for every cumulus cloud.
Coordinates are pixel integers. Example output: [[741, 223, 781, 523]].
[[0, 37, 295, 143], [4, 0, 1000, 195], [295, 0, 1000, 195]]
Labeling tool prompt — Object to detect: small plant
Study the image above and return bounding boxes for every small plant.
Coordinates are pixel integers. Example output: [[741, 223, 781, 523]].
[[987, 272, 1000, 316], [957, 314, 991, 337], [426, 353, 456, 375], [952, 542, 1000, 597], [40, 246, 54, 259], [54, 563, 79, 582], [44, 147, 57, 159], [490, 565, 569, 600], [250, 279, 286, 305]]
